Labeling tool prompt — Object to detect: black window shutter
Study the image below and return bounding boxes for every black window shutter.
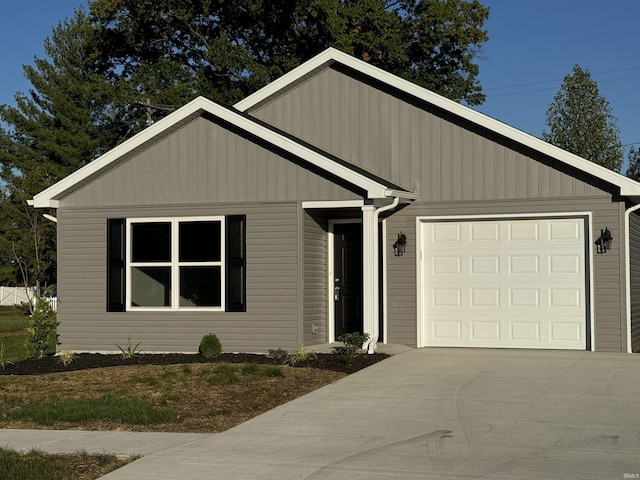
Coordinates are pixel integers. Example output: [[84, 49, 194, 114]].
[[107, 218, 126, 312], [226, 215, 246, 312]]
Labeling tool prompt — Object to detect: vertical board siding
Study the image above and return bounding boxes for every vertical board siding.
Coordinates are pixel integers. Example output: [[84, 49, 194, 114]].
[[62, 116, 360, 208], [249, 66, 612, 202], [629, 211, 640, 351], [385, 198, 625, 351], [57, 203, 301, 353], [303, 211, 329, 345]]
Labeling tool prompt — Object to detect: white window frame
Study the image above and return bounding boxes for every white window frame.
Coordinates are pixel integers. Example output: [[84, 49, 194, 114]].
[[126, 216, 225, 311]]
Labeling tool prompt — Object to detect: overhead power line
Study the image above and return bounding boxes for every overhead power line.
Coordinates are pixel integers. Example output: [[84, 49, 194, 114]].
[[484, 66, 640, 98]]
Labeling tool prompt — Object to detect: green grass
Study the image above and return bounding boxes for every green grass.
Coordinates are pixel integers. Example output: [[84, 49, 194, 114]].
[[6, 395, 177, 426], [205, 363, 284, 385], [0, 305, 29, 317], [0, 448, 76, 480], [207, 363, 240, 385], [0, 315, 56, 364], [0, 447, 130, 480], [0, 316, 30, 364]]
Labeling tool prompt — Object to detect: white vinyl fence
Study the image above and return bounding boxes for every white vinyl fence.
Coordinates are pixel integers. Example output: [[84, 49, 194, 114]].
[[0, 286, 57, 311]]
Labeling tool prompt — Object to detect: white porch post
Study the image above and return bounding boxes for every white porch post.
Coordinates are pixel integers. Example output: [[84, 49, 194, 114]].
[[361, 204, 378, 353]]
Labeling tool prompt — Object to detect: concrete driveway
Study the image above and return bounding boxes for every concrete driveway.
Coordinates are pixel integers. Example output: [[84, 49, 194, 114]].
[[94, 348, 640, 479]]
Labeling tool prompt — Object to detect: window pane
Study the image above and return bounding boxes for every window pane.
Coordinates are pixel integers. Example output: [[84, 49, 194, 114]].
[[179, 266, 221, 307], [179, 221, 221, 262], [131, 223, 171, 262], [131, 267, 171, 307]]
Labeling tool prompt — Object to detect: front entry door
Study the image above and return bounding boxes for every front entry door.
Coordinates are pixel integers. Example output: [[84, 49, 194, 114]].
[[333, 223, 363, 338]]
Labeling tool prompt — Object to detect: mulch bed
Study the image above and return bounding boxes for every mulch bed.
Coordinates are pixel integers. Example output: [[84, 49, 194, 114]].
[[2, 352, 389, 376]]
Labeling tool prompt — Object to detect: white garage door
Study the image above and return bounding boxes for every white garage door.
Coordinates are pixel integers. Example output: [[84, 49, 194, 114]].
[[420, 217, 587, 349]]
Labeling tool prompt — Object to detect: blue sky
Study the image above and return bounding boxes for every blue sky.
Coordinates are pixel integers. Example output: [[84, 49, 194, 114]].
[[2, 1, 640, 168]]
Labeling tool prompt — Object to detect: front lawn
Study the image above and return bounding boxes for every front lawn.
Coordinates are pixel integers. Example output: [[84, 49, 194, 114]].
[[0, 307, 55, 364], [0, 352, 387, 432], [0, 448, 131, 480]]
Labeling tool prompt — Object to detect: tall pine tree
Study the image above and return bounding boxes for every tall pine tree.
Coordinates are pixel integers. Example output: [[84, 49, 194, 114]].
[[626, 147, 640, 181], [542, 65, 623, 171]]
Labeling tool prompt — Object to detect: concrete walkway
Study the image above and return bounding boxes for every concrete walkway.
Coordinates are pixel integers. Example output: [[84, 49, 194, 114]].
[[3, 348, 640, 479]]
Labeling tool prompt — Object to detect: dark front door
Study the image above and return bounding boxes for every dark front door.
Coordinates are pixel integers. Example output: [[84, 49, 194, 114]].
[[333, 223, 363, 338]]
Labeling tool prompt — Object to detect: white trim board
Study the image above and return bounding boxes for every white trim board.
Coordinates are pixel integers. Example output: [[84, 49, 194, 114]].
[[125, 215, 226, 312]]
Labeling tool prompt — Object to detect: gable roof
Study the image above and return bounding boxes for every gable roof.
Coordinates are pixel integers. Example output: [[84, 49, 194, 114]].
[[236, 47, 640, 199], [32, 97, 414, 208]]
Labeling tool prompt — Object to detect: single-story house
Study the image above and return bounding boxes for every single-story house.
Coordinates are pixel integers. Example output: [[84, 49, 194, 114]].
[[32, 48, 640, 354]]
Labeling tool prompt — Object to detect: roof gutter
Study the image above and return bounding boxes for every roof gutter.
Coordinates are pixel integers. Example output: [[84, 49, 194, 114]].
[[624, 201, 640, 353]]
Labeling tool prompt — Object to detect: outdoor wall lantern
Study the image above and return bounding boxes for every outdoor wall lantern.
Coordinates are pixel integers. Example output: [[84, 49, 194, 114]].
[[595, 227, 613, 254], [393, 232, 407, 256]]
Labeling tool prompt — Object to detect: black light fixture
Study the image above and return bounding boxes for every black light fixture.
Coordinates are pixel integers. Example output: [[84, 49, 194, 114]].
[[393, 232, 407, 256], [595, 227, 613, 254]]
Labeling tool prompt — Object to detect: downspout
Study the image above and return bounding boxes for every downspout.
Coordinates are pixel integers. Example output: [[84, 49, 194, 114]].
[[624, 202, 640, 353], [366, 196, 400, 353]]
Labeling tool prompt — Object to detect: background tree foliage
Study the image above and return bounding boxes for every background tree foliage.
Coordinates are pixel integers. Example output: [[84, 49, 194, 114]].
[[0, 0, 490, 289], [542, 65, 623, 172], [86, 0, 490, 113], [626, 147, 640, 181]]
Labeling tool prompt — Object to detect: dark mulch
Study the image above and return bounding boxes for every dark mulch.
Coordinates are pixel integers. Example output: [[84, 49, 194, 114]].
[[2, 352, 389, 376]]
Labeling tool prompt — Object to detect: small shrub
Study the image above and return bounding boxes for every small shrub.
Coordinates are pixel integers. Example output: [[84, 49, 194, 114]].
[[337, 332, 370, 355], [24, 298, 59, 359], [267, 348, 288, 362], [283, 345, 316, 366], [199, 333, 222, 359], [115, 335, 143, 359], [58, 351, 76, 367]]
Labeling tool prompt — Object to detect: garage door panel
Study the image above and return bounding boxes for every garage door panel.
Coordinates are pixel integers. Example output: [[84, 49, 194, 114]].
[[550, 322, 582, 342], [510, 322, 540, 341], [429, 254, 584, 277], [427, 282, 585, 303], [421, 217, 587, 350]]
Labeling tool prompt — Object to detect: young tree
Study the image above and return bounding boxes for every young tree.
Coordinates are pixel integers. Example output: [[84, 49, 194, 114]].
[[626, 147, 640, 181], [542, 65, 623, 171], [86, 0, 490, 113]]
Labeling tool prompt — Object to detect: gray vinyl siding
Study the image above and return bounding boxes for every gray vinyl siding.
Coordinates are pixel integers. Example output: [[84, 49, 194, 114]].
[[629, 210, 640, 352], [248, 66, 612, 202], [303, 211, 329, 345], [384, 197, 626, 352], [247, 65, 630, 352], [57, 203, 302, 354], [61, 116, 361, 208], [53, 64, 634, 354]]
